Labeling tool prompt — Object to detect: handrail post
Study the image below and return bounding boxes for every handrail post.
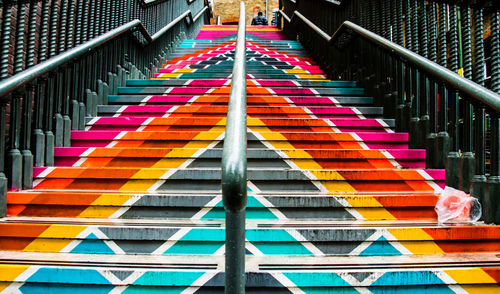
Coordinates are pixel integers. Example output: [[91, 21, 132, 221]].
[[222, 2, 247, 293]]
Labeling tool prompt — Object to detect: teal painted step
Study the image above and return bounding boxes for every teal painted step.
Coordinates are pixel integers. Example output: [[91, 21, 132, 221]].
[[4, 264, 498, 292]]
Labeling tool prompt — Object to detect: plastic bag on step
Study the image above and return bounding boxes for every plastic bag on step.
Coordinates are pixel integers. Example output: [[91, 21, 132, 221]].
[[434, 186, 482, 223]]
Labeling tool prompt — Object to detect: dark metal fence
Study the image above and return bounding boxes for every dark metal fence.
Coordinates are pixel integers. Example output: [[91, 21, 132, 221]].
[[0, 0, 208, 216], [279, 0, 500, 223]]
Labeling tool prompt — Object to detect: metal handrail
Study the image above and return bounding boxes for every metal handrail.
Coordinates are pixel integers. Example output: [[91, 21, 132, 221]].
[[278, 10, 500, 112], [221, 1, 247, 293], [0, 6, 208, 101]]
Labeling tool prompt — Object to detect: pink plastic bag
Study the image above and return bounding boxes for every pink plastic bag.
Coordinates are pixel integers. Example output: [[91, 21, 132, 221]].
[[434, 186, 482, 223]]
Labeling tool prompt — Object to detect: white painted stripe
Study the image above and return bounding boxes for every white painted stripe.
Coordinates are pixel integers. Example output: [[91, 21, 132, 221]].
[[105, 141, 118, 148], [190, 195, 222, 220], [286, 229, 325, 256], [181, 271, 221, 293], [268, 272, 306, 294], [162, 105, 179, 118], [147, 180, 166, 192], [37, 167, 55, 178], [114, 131, 128, 140], [81, 147, 96, 157], [151, 227, 192, 255], [32, 179, 43, 188], [380, 150, 402, 168], [88, 117, 100, 125], [323, 119, 341, 133], [350, 133, 370, 150], [417, 169, 434, 180], [376, 118, 394, 133], [72, 158, 87, 167], [140, 95, 153, 103], [108, 195, 143, 219], [328, 97, 340, 106], [351, 107, 366, 119], [136, 117, 155, 131]]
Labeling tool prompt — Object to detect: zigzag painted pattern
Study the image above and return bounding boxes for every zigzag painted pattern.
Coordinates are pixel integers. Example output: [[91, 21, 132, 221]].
[[2, 25, 500, 293]]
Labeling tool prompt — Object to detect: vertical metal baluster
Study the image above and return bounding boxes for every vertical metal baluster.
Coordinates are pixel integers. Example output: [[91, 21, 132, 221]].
[[473, 103, 486, 210], [0, 2, 13, 79], [0, 102, 7, 216], [428, 2, 437, 63], [60, 0, 71, 147], [405, 0, 412, 50], [391, 0, 397, 42], [460, 5, 474, 192], [471, 7, 486, 207], [44, 0, 60, 164], [89, 0, 96, 39], [82, 0, 90, 43], [397, 0, 404, 46], [100, 0, 106, 35], [33, 0, 51, 167], [435, 2, 449, 169], [486, 10, 500, 223], [14, 3, 27, 74], [446, 4, 460, 188], [411, 0, 419, 53], [67, 0, 76, 49], [409, 67, 420, 148], [418, 0, 430, 148], [21, 0, 39, 188], [6, 2, 26, 190], [384, 0, 391, 40], [59, 0, 68, 53], [73, 0, 84, 130], [75, 0, 83, 46], [95, 0, 102, 36], [66, 0, 78, 131], [0, 0, 10, 206], [419, 0, 428, 58], [49, 0, 59, 59], [395, 58, 406, 132]]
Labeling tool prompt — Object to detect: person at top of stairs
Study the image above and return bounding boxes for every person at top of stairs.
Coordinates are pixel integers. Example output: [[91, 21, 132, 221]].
[[251, 11, 268, 25]]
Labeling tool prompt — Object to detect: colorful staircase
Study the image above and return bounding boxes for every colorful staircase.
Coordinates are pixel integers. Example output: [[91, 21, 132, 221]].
[[2, 25, 500, 293]]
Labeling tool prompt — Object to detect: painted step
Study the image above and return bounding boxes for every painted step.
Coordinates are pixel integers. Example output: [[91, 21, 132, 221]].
[[116, 86, 363, 96], [98, 105, 383, 119], [0, 222, 497, 256], [84, 117, 395, 133], [7, 191, 440, 220], [105, 95, 374, 107], [126, 79, 356, 88], [158, 68, 324, 74], [153, 73, 327, 79], [162, 63, 320, 70], [51, 147, 423, 169], [166, 59, 316, 66], [31, 167, 443, 194], [2, 260, 499, 292], [161, 62, 317, 69]]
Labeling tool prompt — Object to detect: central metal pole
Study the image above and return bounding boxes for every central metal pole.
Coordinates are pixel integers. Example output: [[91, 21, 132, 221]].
[[222, 2, 247, 293], [225, 210, 246, 293]]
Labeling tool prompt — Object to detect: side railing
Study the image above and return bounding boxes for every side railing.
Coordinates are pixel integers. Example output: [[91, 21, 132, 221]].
[[0, 0, 209, 217], [278, 5, 500, 224], [222, 2, 247, 293]]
